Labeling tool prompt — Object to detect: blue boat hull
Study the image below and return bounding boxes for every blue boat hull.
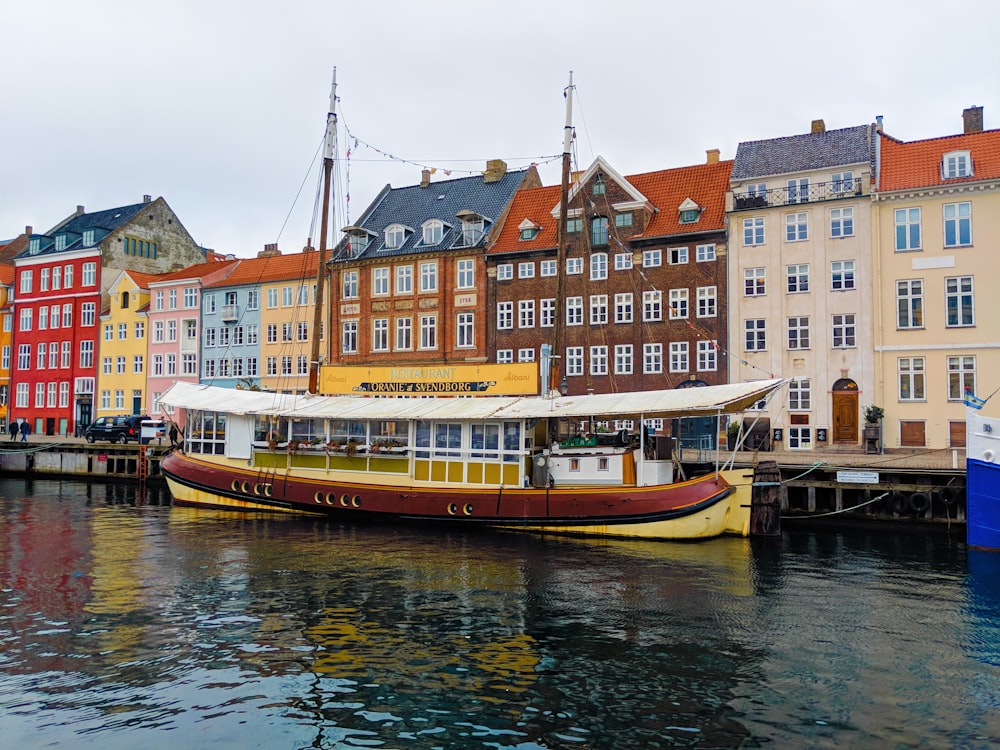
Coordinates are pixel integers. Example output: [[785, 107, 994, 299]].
[[968, 458, 1000, 550]]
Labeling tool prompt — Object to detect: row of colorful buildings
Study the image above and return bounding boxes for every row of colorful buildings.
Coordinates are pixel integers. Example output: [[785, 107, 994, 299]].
[[1, 106, 996, 451]]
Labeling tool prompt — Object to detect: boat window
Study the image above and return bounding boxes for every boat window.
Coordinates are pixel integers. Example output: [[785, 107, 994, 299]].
[[434, 423, 462, 457], [330, 419, 366, 444], [372, 420, 408, 448], [291, 418, 324, 445], [503, 422, 521, 462], [471, 424, 500, 459], [189, 410, 226, 455], [415, 420, 431, 458], [255, 416, 289, 443]]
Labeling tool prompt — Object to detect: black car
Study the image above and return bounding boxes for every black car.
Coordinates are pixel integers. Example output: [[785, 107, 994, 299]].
[[84, 414, 150, 444]]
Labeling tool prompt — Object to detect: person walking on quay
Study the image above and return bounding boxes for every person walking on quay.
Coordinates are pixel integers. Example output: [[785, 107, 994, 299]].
[[168, 423, 180, 448], [8, 420, 18, 442], [19, 420, 29, 442]]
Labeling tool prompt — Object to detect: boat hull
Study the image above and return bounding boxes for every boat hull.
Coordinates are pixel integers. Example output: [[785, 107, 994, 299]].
[[161, 451, 743, 541], [967, 412, 1000, 551]]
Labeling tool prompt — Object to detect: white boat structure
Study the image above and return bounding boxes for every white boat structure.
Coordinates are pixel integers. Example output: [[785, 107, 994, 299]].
[[159, 378, 786, 541]]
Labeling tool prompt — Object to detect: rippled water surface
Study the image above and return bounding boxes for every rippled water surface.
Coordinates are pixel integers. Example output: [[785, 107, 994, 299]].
[[1, 478, 998, 749]]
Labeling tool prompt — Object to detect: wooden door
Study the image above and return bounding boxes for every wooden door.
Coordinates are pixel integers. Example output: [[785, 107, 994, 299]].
[[832, 390, 859, 443]]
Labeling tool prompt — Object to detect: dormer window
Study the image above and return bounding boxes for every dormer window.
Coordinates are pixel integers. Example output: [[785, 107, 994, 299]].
[[518, 218, 540, 241], [592, 175, 606, 196], [677, 198, 702, 224], [348, 231, 368, 256], [385, 224, 406, 250], [83, 229, 95, 246], [28, 238, 40, 255], [55, 235, 67, 251], [422, 219, 444, 246], [943, 150, 972, 179], [461, 216, 485, 246]]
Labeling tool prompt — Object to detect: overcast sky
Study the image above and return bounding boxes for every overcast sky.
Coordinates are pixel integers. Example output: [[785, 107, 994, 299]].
[[2, 0, 998, 257]]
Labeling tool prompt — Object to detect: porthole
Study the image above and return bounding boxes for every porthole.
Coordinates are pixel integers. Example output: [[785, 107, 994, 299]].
[[448, 503, 458, 515], [327, 493, 337, 505], [264, 484, 272, 497], [314, 492, 324, 504], [242, 481, 251, 494], [352, 495, 361, 508], [231, 480, 240, 492], [463, 503, 473, 516], [253, 484, 262, 496], [341, 494, 350, 507]]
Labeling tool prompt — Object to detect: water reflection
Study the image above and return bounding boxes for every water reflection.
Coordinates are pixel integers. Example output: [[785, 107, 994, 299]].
[[0, 479, 998, 749]]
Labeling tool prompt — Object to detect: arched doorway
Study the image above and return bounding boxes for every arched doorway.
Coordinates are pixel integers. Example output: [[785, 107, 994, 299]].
[[832, 378, 859, 444]]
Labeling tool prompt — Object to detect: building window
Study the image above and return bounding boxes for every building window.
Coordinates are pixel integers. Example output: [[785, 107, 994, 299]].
[[17, 344, 30, 370], [541, 298, 555, 328], [788, 378, 812, 411], [64, 265, 73, 288], [62, 304, 72, 327], [942, 150, 972, 179], [591, 252, 608, 280], [832, 313, 856, 348], [642, 249, 662, 267], [787, 178, 809, 204], [154, 290, 164, 311], [184, 287, 198, 308], [422, 220, 443, 246], [566, 257, 583, 275], [943, 202, 972, 247], [590, 345, 608, 375], [745, 319, 766, 351], [385, 224, 405, 250], [372, 318, 389, 351], [497, 301, 513, 329], [513, 348, 533, 363], [592, 175, 606, 195], [342, 271, 359, 299], [696, 244, 716, 262], [696, 286, 716, 318], [615, 293, 633, 324], [19, 270, 31, 294], [615, 212, 633, 228], [79, 340, 94, 368], [589, 295, 607, 325], [264, 288, 277, 308], [697, 340, 717, 371], [456, 313, 474, 348], [899, 357, 925, 401], [519, 227, 538, 241], [831, 171, 854, 194], [896, 279, 924, 328], [566, 217, 583, 234], [497, 264, 513, 281], [787, 317, 810, 350], [591, 217, 609, 246], [830, 207, 854, 238], [947, 355, 976, 401], [614, 345, 633, 375], [787, 427, 812, 450], [643, 343, 662, 374], [456, 259, 475, 289], [615, 252, 633, 270], [566, 297, 583, 326], [118, 322, 128, 340], [894, 208, 921, 251], [669, 342, 688, 373], [831, 260, 855, 291], [786, 264, 810, 293], [396, 265, 413, 294], [565, 347, 584, 376], [743, 217, 764, 246], [540, 260, 557, 277], [669, 247, 688, 265], [745, 267, 766, 296], [373, 267, 389, 296], [419, 315, 437, 349], [945, 276, 974, 327], [116, 355, 126, 374], [669, 289, 688, 319], [497, 349, 513, 364], [680, 208, 700, 224], [519, 299, 536, 328], [19, 308, 31, 332], [785, 212, 808, 242], [395, 317, 413, 350], [642, 290, 662, 322], [340, 320, 358, 354]]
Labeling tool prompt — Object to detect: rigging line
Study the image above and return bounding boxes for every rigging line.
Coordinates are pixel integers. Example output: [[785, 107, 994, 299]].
[[276, 132, 325, 244], [572, 86, 595, 166]]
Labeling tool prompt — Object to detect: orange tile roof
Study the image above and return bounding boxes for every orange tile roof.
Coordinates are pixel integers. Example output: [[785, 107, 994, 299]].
[[205, 251, 321, 288], [879, 129, 1000, 191], [0, 263, 14, 285], [153, 259, 240, 284], [122, 270, 164, 289], [489, 160, 733, 254]]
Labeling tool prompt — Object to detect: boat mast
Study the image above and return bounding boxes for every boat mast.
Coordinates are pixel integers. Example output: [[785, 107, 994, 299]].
[[551, 71, 574, 395], [308, 68, 337, 395]]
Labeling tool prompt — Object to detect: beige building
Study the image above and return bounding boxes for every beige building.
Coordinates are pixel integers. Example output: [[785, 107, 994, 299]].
[[727, 120, 877, 450], [872, 106, 1000, 449]]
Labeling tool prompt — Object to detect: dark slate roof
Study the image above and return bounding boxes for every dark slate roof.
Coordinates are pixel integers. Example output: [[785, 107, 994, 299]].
[[731, 125, 872, 180], [332, 169, 530, 262], [16, 201, 149, 258]]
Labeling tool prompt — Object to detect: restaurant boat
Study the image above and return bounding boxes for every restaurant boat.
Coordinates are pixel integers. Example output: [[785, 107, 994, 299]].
[[158, 378, 786, 541]]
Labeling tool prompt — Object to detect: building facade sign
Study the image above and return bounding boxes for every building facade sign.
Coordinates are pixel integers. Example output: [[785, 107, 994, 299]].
[[320, 363, 538, 396]]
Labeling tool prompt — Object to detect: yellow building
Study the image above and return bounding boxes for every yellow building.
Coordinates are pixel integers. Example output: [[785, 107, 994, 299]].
[[95, 270, 160, 418], [873, 106, 1000, 449]]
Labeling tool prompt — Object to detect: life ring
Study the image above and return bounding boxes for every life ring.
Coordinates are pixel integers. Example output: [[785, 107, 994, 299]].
[[937, 486, 959, 506], [618, 429, 630, 445], [908, 491, 931, 514], [888, 491, 907, 514]]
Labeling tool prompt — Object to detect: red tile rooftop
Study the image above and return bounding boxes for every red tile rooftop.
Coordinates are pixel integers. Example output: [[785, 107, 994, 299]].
[[879, 129, 1000, 191]]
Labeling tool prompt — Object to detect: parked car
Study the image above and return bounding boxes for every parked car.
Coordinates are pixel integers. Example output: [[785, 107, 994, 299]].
[[84, 414, 150, 444]]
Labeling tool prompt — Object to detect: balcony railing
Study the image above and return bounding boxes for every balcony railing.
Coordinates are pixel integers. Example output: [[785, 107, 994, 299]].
[[732, 178, 863, 210], [220, 304, 239, 322]]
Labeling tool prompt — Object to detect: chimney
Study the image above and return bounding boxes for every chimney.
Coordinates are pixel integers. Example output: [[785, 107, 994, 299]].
[[258, 242, 280, 258], [483, 159, 508, 183], [420, 169, 431, 188], [76, 205, 85, 216], [811, 119, 826, 134], [143, 194, 152, 203], [875, 115, 884, 132], [302, 244, 315, 253], [706, 148, 720, 164], [963, 105, 984, 134], [25, 225, 32, 235]]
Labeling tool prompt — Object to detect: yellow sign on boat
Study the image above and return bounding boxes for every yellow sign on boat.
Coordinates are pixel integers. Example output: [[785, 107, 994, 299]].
[[319, 363, 539, 396]]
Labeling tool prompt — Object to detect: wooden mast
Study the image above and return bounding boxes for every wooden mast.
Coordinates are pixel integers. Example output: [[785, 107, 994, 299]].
[[308, 69, 337, 395], [551, 71, 574, 395]]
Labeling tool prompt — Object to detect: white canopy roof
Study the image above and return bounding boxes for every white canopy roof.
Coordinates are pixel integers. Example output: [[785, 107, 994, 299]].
[[159, 379, 787, 421]]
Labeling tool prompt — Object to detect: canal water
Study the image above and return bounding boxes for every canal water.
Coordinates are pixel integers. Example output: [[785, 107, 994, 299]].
[[1, 478, 998, 749]]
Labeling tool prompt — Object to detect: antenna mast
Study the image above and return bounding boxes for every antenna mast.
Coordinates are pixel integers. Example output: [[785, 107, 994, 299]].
[[552, 71, 574, 395]]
